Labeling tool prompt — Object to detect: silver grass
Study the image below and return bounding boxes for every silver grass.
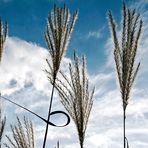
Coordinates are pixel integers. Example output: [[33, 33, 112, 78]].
[[43, 5, 78, 148], [4, 116, 35, 148], [108, 3, 142, 148], [0, 18, 7, 147], [46, 51, 95, 148], [45, 5, 78, 79], [0, 18, 7, 63]]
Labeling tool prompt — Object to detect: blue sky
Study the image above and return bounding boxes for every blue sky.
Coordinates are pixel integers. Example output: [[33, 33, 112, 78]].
[[0, 0, 148, 148], [0, 0, 124, 72]]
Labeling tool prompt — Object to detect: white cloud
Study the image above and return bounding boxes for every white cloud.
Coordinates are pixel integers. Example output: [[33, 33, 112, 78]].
[[0, 37, 48, 93], [1, 1, 148, 148], [81, 27, 104, 40], [87, 30, 101, 39]]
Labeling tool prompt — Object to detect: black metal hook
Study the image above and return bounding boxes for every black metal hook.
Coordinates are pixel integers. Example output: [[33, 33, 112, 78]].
[[0, 94, 70, 127]]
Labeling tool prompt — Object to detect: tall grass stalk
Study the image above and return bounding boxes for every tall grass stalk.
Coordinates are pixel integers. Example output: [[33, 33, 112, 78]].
[[46, 51, 95, 148], [108, 3, 142, 148], [43, 5, 78, 148], [0, 18, 7, 147]]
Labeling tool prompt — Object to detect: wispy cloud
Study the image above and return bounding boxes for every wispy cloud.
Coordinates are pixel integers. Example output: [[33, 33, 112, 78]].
[[79, 27, 104, 40], [1, 0, 148, 147], [87, 29, 101, 39]]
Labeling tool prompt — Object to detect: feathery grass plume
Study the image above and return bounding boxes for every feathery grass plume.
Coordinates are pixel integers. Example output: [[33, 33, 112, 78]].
[[108, 3, 142, 148], [43, 5, 78, 148], [4, 116, 35, 148], [0, 18, 7, 63], [46, 51, 95, 148], [45, 4, 78, 80]]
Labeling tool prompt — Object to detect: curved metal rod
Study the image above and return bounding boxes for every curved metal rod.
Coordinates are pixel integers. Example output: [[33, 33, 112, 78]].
[[0, 95, 70, 127], [49, 110, 70, 127]]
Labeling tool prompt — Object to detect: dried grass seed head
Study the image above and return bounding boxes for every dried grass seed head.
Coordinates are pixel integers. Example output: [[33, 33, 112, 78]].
[[4, 116, 35, 148], [47, 51, 95, 148], [0, 18, 8, 63], [108, 3, 142, 110], [45, 5, 78, 79]]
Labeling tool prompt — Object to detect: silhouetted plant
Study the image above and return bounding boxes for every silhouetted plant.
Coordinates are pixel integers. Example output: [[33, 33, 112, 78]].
[[46, 51, 95, 148], [4, 116, 35, 148], [0, 2, 145, 148], [108, 3, 142, 148], [0, 18, 7, 147], [43, 5, 78, 148]]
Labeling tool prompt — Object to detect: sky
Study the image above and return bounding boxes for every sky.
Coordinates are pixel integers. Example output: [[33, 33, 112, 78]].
[[0, 0, 148, 148]]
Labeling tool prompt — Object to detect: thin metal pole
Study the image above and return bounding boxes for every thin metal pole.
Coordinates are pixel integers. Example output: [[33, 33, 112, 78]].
[[123, 109, 126, 148], [43, 78, 56, 148]]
